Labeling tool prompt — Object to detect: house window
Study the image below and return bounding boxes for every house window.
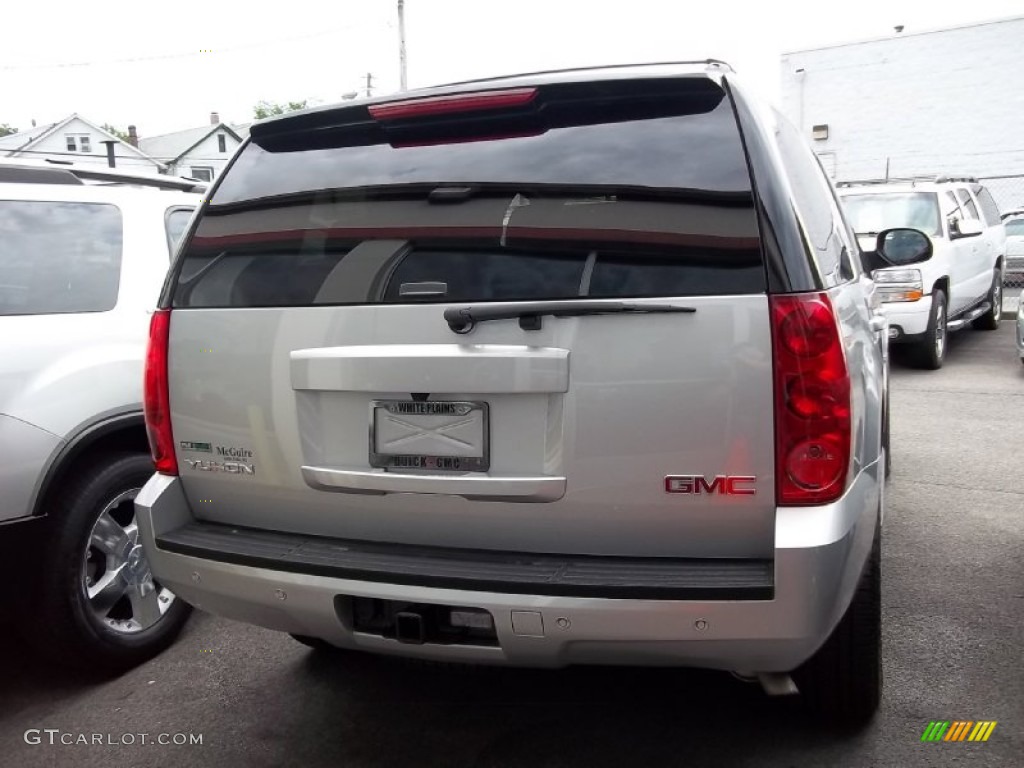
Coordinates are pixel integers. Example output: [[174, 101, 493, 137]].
[[190, 167, 214, 182], [217, 134, 227, 153], [65, 134, 92, 153]]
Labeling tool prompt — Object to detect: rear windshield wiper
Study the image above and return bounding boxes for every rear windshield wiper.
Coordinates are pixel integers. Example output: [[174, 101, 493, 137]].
[[444, 301, 697, 333]]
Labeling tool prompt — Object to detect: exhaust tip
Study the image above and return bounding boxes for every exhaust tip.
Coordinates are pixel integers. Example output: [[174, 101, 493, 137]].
[[757, 672, 800, 696]]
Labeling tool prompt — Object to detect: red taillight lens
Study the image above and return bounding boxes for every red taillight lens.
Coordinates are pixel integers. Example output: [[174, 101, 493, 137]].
[[771, 293, 850, 505], [144, 309, 177, 475], [368, 87, 538, 121]]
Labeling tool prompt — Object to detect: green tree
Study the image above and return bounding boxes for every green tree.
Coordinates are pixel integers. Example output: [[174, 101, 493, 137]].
[[101, 123, 131, 142], [0, 123, 17, 137], [253, 100, 308, 119]]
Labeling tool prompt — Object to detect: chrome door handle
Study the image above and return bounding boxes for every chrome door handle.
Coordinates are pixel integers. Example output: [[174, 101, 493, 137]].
[[869, 315, 887, 333]]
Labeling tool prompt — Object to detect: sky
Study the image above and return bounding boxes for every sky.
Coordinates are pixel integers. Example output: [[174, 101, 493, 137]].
[[1, 0, 1022, 138]]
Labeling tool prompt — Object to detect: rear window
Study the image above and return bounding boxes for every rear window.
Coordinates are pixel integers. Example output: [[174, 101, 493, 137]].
[[170, 78, 763, 308], [0, 201, 123, 315]]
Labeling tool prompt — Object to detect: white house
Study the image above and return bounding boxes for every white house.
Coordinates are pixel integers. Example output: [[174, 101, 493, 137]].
[[780, 16, 1024, 210], [139, 113, 245, 182], [0, 114, 165, 172]]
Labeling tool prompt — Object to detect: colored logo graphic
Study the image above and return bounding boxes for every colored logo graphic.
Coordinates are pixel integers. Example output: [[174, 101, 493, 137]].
[[921, 721, 997, 742]]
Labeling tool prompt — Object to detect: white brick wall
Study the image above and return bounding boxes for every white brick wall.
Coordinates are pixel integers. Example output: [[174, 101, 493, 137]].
[[780, 17, 1024, 210]]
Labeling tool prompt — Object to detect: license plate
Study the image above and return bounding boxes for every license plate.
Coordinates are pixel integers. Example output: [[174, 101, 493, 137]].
[[370, 400, 489, 472]]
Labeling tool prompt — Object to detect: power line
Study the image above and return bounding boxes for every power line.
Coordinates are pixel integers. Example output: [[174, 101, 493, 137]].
[[0, 22, 384, 71]]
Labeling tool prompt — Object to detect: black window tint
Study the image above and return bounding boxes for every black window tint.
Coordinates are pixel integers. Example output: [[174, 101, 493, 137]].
[[971, 185, 1001, 226], [589, 251, 763, 297], [956, 190, 980, 220], [385, 250, 586, 303], [170, 77, 764, 308], [0, 201, 122, 315], [165, 208, 194, 255], [176, 250, 348, 307], [216, 79, 751, 204], [772, 110, 845, 283], [380, 247, 765, 304]]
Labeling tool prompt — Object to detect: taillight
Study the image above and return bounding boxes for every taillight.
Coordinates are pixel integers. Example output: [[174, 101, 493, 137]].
[[771, 293, 851, 505], [144, 309, 177, 475]]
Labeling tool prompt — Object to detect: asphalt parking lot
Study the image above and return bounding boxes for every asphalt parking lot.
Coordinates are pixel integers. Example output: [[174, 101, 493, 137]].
[[1, 323, 1021, 768]]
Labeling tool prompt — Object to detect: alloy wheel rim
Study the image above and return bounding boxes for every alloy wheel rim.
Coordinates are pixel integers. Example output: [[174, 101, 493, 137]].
[[993, 280, 1002, 325], [82, 489, 175, 634], [935, 302, 946, 358]]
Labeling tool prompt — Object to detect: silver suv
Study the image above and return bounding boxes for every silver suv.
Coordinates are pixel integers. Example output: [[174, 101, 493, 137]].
[[137, 62, 931, 722], [0, 160, 201, 670]]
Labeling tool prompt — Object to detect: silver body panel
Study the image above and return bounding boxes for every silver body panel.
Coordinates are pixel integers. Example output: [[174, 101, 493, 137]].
[[0, 183, 198, 523], [165, 296, 777, 558]]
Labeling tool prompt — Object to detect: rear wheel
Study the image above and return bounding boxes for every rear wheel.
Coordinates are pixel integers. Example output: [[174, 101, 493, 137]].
[[972, 268, 1002, 330], [794, 520, 882, 726], [914, 289, 947, 370], [27, 453, 192, 672]]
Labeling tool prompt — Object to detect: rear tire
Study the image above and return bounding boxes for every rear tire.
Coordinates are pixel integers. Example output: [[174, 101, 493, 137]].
[[26, 453, 192, 673], [972, 268, 1002, 330], [794, 520, 882, 727], [914, 289, 947, 370]]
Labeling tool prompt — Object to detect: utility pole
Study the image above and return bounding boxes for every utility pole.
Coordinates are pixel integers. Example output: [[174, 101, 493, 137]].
[[398, 0, 408, 91], [365, 72, 375, 98]]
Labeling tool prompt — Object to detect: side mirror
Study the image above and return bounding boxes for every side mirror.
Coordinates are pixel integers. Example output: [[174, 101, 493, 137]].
[[950, 218, 984, 238], [876, 228, 933, 266]]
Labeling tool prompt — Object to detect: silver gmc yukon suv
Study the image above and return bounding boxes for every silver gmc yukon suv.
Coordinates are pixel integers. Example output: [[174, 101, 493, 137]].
[[137, 62, 931, 723]]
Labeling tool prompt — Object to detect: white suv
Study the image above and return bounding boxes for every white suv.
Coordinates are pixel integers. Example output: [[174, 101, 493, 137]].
[[0, 159, 202, 670], [840, 178, 1006, 368]]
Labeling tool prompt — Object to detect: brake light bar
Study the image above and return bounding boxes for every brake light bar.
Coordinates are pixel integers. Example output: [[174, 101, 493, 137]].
[[368, 87, 538, 121]]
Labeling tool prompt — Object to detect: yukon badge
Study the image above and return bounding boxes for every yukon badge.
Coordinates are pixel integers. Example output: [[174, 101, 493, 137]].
[[665, 475, 756, 495], [185, 458, 255, 476]]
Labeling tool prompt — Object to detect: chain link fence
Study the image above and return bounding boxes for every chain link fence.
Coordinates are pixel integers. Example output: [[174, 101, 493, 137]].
[[979, 175, 1024, 315]]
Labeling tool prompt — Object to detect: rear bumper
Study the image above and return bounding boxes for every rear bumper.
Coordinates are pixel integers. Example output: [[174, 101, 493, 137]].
[[136, 464, 881, 672]]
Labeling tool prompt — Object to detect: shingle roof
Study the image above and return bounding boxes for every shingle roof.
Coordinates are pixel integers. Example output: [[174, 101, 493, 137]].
[[139, 123, 243, 162], [0, 121, 62, 153]]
